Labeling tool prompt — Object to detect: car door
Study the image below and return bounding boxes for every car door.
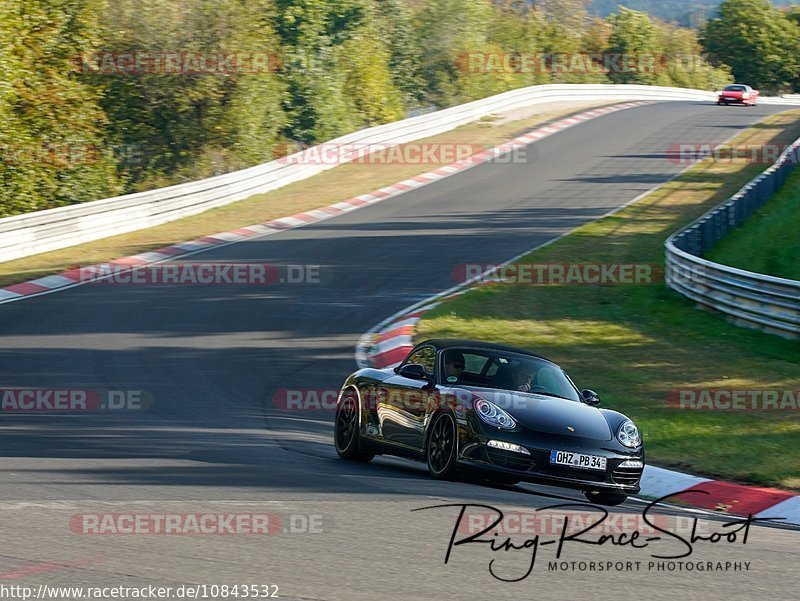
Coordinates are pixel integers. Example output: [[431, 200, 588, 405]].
[[379, 345, 438, 449]]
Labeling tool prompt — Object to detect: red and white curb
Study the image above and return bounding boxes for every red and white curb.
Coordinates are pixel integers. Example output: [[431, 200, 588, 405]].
[[642, 466, 800, 526], [0, 101, 649, 305]]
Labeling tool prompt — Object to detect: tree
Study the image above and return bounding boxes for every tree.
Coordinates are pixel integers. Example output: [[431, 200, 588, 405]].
[[92, 0, 287, 190], [540, 0, 588, 53], [583, 17, 612, 53], [1, 0, 767, 217], [375, 0, 426, 110], [656, 21, 732, 90], [273, 0, 403, 142], [337, 30, 404, 125], [413, 0, 528, 105], [0, 0, 121, 217], [702, 0, 800, 93], [605, 8, 664, 84]]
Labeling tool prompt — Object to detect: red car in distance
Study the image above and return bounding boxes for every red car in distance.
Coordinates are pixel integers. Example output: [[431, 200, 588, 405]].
[[717, 84, 759, 106]]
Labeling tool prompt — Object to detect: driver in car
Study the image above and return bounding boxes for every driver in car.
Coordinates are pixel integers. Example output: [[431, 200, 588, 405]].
[[511, 364, 534, 392], [444, 352, 465, 380]]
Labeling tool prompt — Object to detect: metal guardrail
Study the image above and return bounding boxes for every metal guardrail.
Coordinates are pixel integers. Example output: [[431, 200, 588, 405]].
[[0, 84, 727, 263], [665, 136, 800, 339]]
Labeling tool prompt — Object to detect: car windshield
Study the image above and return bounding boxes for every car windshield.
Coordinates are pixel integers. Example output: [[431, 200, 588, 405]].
[[439, 347, 580, 401], [724, 85, 747, 91]]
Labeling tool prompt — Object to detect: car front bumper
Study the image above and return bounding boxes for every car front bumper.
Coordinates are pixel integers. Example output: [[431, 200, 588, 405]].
[[458, 435, 643, 494]]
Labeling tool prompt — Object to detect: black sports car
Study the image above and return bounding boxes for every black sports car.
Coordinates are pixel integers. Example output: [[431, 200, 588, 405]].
[[334, 339, 644, 505]]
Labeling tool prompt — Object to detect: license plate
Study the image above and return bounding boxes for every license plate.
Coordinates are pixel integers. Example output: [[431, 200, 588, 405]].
[[550, 449, 607, 471]]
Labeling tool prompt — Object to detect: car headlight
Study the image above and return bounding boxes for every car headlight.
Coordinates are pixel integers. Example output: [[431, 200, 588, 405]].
[[617, 420, 641, 448], [474, 398, 516, 430], [742, 93, 750, 98]]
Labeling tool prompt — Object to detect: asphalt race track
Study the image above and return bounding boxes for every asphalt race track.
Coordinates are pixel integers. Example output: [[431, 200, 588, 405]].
[[1, 102, 798, 601]]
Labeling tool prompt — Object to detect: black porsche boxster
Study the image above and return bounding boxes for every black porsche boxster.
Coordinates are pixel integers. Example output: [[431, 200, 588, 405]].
[[334, 339, 644, 505]]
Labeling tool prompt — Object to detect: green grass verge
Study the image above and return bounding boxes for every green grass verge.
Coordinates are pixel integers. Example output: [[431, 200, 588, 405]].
[[416, 110, 800, 491], [707, 165, 800, 280]]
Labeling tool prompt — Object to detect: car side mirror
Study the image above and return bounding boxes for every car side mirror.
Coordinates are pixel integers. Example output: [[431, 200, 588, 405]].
[[396, 363, 430, 382], [581, 389, 601, 406]]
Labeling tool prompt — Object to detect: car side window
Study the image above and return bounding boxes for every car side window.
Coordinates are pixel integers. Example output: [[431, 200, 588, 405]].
[[405, 346, 436, 374]]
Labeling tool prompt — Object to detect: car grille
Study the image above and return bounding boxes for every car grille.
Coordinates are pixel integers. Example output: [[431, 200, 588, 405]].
[[612, 464, 643, 486], [487, 448, 534, 471]]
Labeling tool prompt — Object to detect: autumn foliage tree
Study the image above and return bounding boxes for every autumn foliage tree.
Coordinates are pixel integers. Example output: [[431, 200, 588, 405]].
[[0, 0, 120, 217], [702, 0, 800, 93], [3, 0, 778, 218], [92, 0, 287, 190]]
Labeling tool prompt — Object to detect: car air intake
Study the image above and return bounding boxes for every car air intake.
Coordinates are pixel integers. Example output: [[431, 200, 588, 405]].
[[487, 447, 535, 471], [612, 461, 643, 486]]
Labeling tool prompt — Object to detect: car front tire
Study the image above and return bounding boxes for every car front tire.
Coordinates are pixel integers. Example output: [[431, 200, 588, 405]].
[[426, 412, 459, 480], [334, 389, 374, 463]]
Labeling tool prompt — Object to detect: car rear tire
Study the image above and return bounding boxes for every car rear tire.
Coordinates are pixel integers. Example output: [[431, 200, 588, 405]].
[[426, 412, 459, 480], [334, 389, 374, 463], [584, 491, 627, 506]]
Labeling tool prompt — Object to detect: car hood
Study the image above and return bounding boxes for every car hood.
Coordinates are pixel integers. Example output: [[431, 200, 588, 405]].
[[468, 388, 613, 441], [720, 90, 744, 97]]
